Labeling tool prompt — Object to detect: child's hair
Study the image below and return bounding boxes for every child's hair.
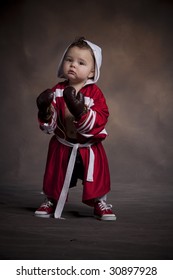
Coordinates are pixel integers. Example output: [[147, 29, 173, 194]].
[[69, 36, 89, 48], [68, 36, 95, 60]]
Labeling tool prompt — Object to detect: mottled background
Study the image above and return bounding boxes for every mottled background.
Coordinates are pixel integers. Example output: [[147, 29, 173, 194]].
[[0, 0, 173, 189]]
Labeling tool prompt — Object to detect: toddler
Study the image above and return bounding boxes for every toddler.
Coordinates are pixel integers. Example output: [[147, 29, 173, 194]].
[[35, 37, 116, 221]]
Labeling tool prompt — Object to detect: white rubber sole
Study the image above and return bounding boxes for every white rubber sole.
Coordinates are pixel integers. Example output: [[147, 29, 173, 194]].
[[94, 214, 117, 221], [34, 213, 54, 218]]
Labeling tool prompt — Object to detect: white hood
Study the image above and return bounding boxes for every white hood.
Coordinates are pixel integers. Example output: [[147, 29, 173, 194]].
[[57, 39, 102, 84]]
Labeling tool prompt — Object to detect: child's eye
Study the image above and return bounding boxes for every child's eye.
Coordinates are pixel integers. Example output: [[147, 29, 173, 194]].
[[79, 61, 86, 65], [65, 57, 72, 62]]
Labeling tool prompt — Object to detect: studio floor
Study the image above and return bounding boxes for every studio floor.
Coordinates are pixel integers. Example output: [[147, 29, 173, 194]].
[[0, 182, 173, 260]]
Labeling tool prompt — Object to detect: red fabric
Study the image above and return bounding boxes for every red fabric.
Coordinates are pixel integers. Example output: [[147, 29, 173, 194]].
[[39, 81, 111, 206]]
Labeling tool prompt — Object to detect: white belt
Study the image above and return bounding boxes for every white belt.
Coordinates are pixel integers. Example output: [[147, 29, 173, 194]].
[[54, 136, 95, 218]]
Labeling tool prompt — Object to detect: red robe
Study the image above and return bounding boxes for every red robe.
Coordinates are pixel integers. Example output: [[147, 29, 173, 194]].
[[39, 81, 111, 207]]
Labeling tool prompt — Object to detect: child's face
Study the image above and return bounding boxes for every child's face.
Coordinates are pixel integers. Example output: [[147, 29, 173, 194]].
[[62, 46, 95, 85]]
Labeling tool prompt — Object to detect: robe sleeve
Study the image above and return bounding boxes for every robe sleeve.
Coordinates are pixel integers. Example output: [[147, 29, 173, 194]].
[[38, 98, 57, 134], [75, 87, 109, 141]]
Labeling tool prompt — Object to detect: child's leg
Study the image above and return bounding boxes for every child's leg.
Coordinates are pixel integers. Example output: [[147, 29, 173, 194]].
[[95, 194, 107, 202], [69, 150, 84, 188]]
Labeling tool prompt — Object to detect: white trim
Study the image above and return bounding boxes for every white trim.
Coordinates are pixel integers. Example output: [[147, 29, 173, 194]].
[[55, 88, 64, 97], [78, 110, 96, 133], [86, 110, 96, 131], [79, 133, 94, 138], [84, 96, 94, 108], [40, 107, 57, 134], [78, 110, 92, 131], [99, 128, 108, 135]]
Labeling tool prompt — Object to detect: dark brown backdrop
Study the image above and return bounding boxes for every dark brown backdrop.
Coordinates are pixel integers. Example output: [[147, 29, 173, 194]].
[[0, 0, 173, 189]]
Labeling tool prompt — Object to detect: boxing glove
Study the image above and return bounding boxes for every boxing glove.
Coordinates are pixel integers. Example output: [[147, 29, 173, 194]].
[[36, 89, 54, 122], [63, 86, 87, 119]]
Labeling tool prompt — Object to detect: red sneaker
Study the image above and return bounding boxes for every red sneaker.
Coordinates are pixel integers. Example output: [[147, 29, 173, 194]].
[[94, 201, 116, 221], [35, 199, 55, 218]]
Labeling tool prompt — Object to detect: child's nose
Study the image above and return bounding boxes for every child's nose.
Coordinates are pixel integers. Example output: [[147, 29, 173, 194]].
[[70, 61, 76, 67]]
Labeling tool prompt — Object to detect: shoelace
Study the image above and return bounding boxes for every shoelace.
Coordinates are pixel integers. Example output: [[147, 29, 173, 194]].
[[98, 201, 112, 211], [41, 200, 53, 209]]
